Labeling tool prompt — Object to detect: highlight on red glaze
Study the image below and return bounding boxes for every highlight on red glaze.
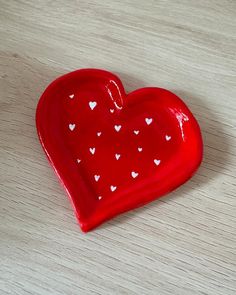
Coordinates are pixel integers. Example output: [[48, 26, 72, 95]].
[[36, 69, 203, 232]]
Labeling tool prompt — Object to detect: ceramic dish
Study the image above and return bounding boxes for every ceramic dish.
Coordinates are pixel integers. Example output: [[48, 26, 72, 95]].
[[36, 69, 203, 232]]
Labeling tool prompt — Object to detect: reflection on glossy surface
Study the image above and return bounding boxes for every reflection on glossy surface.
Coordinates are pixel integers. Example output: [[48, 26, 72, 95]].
[[169, 107, 190, 141]]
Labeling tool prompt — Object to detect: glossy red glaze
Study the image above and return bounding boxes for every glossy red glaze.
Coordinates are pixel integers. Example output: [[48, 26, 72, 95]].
[[36, 69, 203, 232]]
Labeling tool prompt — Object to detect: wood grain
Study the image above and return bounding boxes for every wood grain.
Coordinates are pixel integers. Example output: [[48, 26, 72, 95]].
[[0, 1, 236, 294]]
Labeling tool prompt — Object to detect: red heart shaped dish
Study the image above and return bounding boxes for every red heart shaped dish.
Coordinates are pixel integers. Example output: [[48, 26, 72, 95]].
[[36, 69, 203, 232]]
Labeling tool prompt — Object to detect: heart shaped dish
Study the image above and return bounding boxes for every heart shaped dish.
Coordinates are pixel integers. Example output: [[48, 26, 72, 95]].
[[36, 69, 203, 232]]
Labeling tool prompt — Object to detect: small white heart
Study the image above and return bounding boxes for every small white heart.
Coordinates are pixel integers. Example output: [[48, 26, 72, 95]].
[[69, 124, 75, 131], [134, 130, 139, 135], [110, 185, 117, 192], [115, 154, 121, 160], [165, 135, 171, 141], [69, 94, 74, 99], [145, 118, 153, 125], [154, 159, 161, 166], [114, 125, 122, 132], [131, 171, 139, 178], [89, 101, 97, 110], [94, 175, 100, 182], [89, 147, 95, 155], [110, 109, 114, 113], [98, 196, 102, 200], [97, 132, 102, 137], [138, 147, 142, 152], [77, 159, 81, 163]]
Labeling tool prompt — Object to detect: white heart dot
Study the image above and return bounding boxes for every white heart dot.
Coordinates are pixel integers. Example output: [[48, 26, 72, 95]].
[[138, 147, 142, 152], [115, 154, 121, 160], [89, 147, 95, 155], [69, 124, 75, 131], [110, 109, 114, 113], [97, 132, 102, 137], [69, 94, 74, 99], [154, 159, 161, 166], [134, 130, 139, 135], [98, 196, 102, 200], [89, 101, 97, 110], [145, 118, 153, 125], [77, 159, 81, 164], [131, 171, 139, 178], [114, 125, 122, 132], [165, 135, 171, 141], [110, 185, 117, 192], [94, 175, 100, 182]]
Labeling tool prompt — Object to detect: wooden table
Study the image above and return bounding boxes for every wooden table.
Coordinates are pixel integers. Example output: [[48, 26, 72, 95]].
[[1, 1, 236, 294]]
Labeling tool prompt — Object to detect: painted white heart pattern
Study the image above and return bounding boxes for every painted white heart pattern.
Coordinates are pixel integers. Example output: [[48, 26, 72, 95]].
[[115, 154, 121, 160], [69, 94, 74, 99], [165, 135, 171, 141], [114, 125, 122, 132], [131, 171, 139, 178], [110, 185, 117, 192], [69, 123, 75, 131], [89, 147, 96, 154], [154, 159, 161, 166], [94, 175, 100, 182], [89, 101, 97, 110], [145, 118, 153, 125], [67, 95, 167, 196]]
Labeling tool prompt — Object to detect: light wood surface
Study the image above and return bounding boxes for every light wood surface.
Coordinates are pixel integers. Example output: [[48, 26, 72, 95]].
[[1, 1, 236, 294]]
